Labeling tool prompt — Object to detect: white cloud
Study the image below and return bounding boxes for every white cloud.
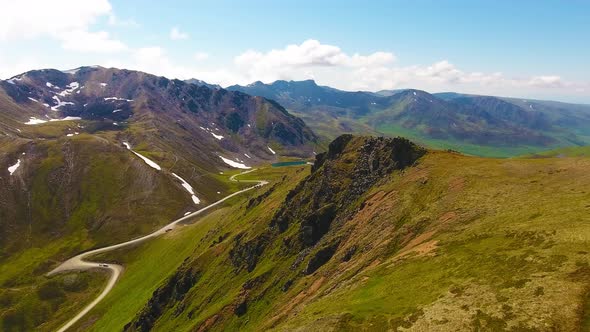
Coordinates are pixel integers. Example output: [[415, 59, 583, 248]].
[[234, 39, 394, 71], [170, 27, 189, 40], [60, 30, 127, 53], [0, 34, 587, 102], [527, 75, 564, 88], [0, 0, 126, 53], [194, 52, 209, 61], [114, 40, 586, 101]]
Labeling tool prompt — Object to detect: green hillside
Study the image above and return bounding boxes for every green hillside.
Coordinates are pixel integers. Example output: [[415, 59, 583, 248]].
[[40, 135, 590, 331]]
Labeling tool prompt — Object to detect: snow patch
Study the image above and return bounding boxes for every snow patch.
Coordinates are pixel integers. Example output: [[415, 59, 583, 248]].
[[8, 159, 21, 175], [24, 117, 47, 125], [27, 97, 39, 103], [49, 116, 82, 122], [7, 76, 22, 84], [51, 96, 75, 111], [184, 211, 192, 216], [57, 82, 80, 97], [62, 68, 80, 74], [112, 109, 123, 113], [123, 142, 162, 170], [219, 156, 251, 169], [413, 91, 417, 96], [104, 97, 133, 102], [100, 83, 108, 87], [211, 132, 223, 140], [244, 153, 251, 159], [171, 173, 200, 205], [267, 146, 276, 155]]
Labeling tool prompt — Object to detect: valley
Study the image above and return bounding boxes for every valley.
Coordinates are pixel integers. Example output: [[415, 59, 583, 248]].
[[230, 81, 590, 157], [29, 136, 590, 331], [0, 68, 589, 332]]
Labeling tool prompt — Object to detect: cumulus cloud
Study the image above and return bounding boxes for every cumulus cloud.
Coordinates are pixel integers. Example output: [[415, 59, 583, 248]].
[[114, 40, 585, 99], [170, 27, 189, 40], [235, 39, 395, 68], [527, 75, 564, 88], [60, 30, 127, 53], [0, 0, 126, 53]]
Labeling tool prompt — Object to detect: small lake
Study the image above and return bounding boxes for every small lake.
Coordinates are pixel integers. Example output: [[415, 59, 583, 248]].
[[271, 160, 310, 167]]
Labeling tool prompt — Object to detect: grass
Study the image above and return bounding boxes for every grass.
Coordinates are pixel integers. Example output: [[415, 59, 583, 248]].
[[374, 122, 568, 158], [522, 145, 590, 158], [6, 135, 590, 330], [271, 152, 590, 330], [58, 148, 588, 331], [57, 165, 309, 331], [0, 127, 235, 331]]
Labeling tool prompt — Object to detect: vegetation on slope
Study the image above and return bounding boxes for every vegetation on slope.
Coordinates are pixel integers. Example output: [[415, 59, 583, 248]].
[[98, 135, 589, 331], [229, 80, 590, 157]]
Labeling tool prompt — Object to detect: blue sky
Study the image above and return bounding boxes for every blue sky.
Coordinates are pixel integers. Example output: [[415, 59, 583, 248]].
[[1, 0, 588, 102]]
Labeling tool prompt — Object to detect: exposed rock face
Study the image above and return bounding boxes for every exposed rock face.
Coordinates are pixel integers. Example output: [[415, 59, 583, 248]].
[[272, 135, 426, 250], [1, 66, 319, 160], [229, 232, 271, 273], [227, 135, 425, 278], [124, 266, 200, 332], [123, 135, 426, 331]]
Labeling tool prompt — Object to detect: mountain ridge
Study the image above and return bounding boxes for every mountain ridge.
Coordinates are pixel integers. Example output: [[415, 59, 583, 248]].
[[228, 79, 590, 157]]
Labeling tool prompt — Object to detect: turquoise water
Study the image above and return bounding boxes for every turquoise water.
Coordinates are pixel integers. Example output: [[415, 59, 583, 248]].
[[271, 160, 309, 167]]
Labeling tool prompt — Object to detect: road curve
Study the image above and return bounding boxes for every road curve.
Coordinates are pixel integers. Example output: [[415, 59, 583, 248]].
[[48, 169, 267, 332]]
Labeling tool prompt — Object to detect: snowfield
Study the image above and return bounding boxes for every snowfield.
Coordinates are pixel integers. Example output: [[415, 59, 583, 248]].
[[219, 156, 251, 169], [171, 173, 201, 204], [123, 142, 162, 170], [211, 132, 224, 140], [57, 82, 80, 97], [267, 146, 276, 155], [49, 116, 82, 122], [104, 97, 134, 102], [51, 96, 75, 111], [24, 117, 48, 125], [8, 159, 21, 175]]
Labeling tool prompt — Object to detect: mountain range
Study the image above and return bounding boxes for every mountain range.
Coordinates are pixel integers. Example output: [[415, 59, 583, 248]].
[[1, 67, 590, 331], [228, 79, 590, 157]]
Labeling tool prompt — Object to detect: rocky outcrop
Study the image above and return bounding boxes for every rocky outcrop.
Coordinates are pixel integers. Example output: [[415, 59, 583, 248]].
[[226, 135, 425, 276], [124, 266, 200, 332], [271, 135, 426, 251]]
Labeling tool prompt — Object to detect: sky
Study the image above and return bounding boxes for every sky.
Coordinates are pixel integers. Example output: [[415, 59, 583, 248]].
[[0, 0, 588, 103]]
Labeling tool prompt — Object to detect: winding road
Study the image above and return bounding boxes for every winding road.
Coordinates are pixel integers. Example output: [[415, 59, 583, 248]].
[[47, 169, 268, 332]]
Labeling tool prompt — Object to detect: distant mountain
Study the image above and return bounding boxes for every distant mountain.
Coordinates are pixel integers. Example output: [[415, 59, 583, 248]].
[[227, 80, 388, 138], [229, 80, 590, 157], [184, 78, 221, 90], [228, 79, 389, 115], [1, 67, 317, 158]]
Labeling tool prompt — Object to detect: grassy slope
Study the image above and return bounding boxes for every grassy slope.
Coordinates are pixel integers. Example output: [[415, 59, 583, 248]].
[[62, 166, 307, 331], [372, 122, 567, 158], [286, 99, 589, 158], [0, 120, 216, 331], [273, 152, 590, 330], [51, 151, 590, 331], [523, 145, 590, 158]]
